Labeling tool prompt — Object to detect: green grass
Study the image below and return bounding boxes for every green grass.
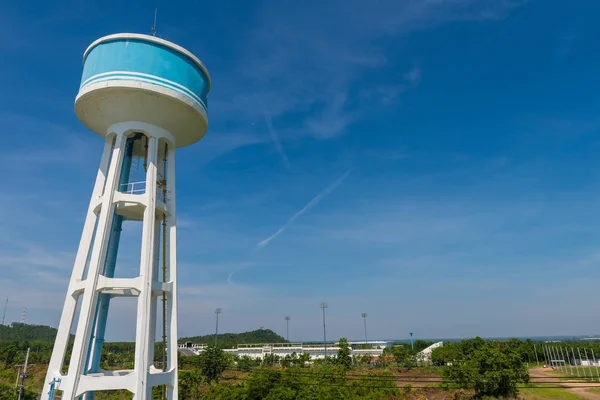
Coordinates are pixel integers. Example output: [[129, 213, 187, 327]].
[[542, 367, 600, 382], [519, 387, 583, 399], [586, 387, 600, 394]]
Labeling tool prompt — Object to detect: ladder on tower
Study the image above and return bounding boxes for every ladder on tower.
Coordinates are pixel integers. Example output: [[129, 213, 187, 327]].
[[47, 378, 62, 400]]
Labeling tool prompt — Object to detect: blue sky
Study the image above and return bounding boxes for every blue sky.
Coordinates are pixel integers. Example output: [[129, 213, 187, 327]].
[[1, 0, 600, 342]]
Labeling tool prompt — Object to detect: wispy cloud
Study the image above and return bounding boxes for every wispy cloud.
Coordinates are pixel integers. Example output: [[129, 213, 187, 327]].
[[556, 32, 577, 59], [305, 91, 354, 139], [403, 67, 422, 86], [226, 262, 257, 285], [256, 169, 353, 250], [264, 114, 291, 168], [214, 0, 523, 137], [181, 0, 525, 164]]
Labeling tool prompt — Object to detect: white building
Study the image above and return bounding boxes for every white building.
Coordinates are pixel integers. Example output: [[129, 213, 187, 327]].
[[416, 341, 444, 363], [178, 340, 393, 360]]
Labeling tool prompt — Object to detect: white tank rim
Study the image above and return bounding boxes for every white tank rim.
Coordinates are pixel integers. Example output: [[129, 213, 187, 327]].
[[82, 33, 211, 91]]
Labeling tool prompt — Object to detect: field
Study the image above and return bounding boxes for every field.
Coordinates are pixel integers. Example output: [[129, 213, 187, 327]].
[[519, 387, 584, 400], [4, 363, 600, 399], [524, 367, 600, 400]]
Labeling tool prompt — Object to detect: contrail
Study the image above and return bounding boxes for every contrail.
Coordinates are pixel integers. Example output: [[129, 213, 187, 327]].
[[256, 169, 352, 250], [264, 114, 290, 169], [227, 266, 245, 285]]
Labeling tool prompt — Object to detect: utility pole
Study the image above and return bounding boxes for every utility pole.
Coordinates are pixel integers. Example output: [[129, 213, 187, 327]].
[[17, 348, 30, 400], [320, 303, 328, 359], [285, 316, 290, 342], [361, 313, 368, 344], [1, 297, 7, 325], [410, 332, 414, 351], [214, 308, 222, 346], [533, 343, 539, 365]]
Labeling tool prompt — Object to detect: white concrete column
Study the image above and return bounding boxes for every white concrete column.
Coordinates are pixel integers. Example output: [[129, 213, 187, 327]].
[[133, 134, 159, 400], [42, 135, 117, 396], [166, 143, 178, 399], [147, 218, 161, 368], [59, 132, 128, 400]]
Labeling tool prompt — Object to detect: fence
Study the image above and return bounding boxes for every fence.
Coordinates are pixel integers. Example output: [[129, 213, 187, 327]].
[[543, 344, 600, 381]]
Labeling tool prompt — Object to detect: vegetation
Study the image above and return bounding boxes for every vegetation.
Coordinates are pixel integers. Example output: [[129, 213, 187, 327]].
[[519, 387, 583, 399], [441, 338, 529, 398], [0, 323, 595, 399], [180, 329, 286, 348], [194, 346, 229, 383], [180, 365, 399, 399], [432, 337, 544, 366], [0, 323, 60, 341], [336, 338, 352, 369]]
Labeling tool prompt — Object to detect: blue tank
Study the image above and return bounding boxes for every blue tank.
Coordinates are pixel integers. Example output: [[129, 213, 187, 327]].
[[75, 33, 211, 147]]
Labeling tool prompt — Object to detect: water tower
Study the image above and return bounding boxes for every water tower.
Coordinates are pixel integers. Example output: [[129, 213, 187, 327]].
[[42, 33, 210, 400]]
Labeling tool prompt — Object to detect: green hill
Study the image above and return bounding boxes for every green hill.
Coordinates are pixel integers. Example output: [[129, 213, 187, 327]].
[[180, 329, 286, 348], [0, 322, 286, 349], [0, 322, 58, 341]]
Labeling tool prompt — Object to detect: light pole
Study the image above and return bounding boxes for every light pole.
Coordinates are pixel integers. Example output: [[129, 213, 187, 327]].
[[285, 316, 290, 342], [214, 308, 222, 346], [409, 332, 414, 351], [320, 303, 328, 359], [361, 313, 368, 344]]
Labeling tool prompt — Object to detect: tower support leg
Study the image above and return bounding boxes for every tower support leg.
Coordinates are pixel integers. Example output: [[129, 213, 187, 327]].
[[42, 123, 178, 400]]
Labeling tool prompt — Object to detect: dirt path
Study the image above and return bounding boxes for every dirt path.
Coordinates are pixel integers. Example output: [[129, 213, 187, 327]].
[[530, 367, 600, 399]]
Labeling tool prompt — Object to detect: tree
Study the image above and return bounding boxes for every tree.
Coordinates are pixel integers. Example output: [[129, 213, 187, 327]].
[[237, 355, 258, 372], [431, 344, 459, 366], [297, 352, 311, 367], [443, 341, 529, 398], [281, 354, 293, 368], [196, 345, 229, 383], [336, 338, 352, 369], [391, 345, 412, 367], [262, 353, 280, 367], [178, 369, 203, 399]]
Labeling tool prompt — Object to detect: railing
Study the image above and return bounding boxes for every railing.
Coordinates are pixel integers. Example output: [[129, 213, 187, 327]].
[[120, 181, 146, 194], [236, 343, 303, 349], [178, 344, 206, 349]]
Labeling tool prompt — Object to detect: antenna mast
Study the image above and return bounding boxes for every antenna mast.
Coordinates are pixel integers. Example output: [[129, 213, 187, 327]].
[[152, 8, 158, 36], [20, 305, 27, 324]]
